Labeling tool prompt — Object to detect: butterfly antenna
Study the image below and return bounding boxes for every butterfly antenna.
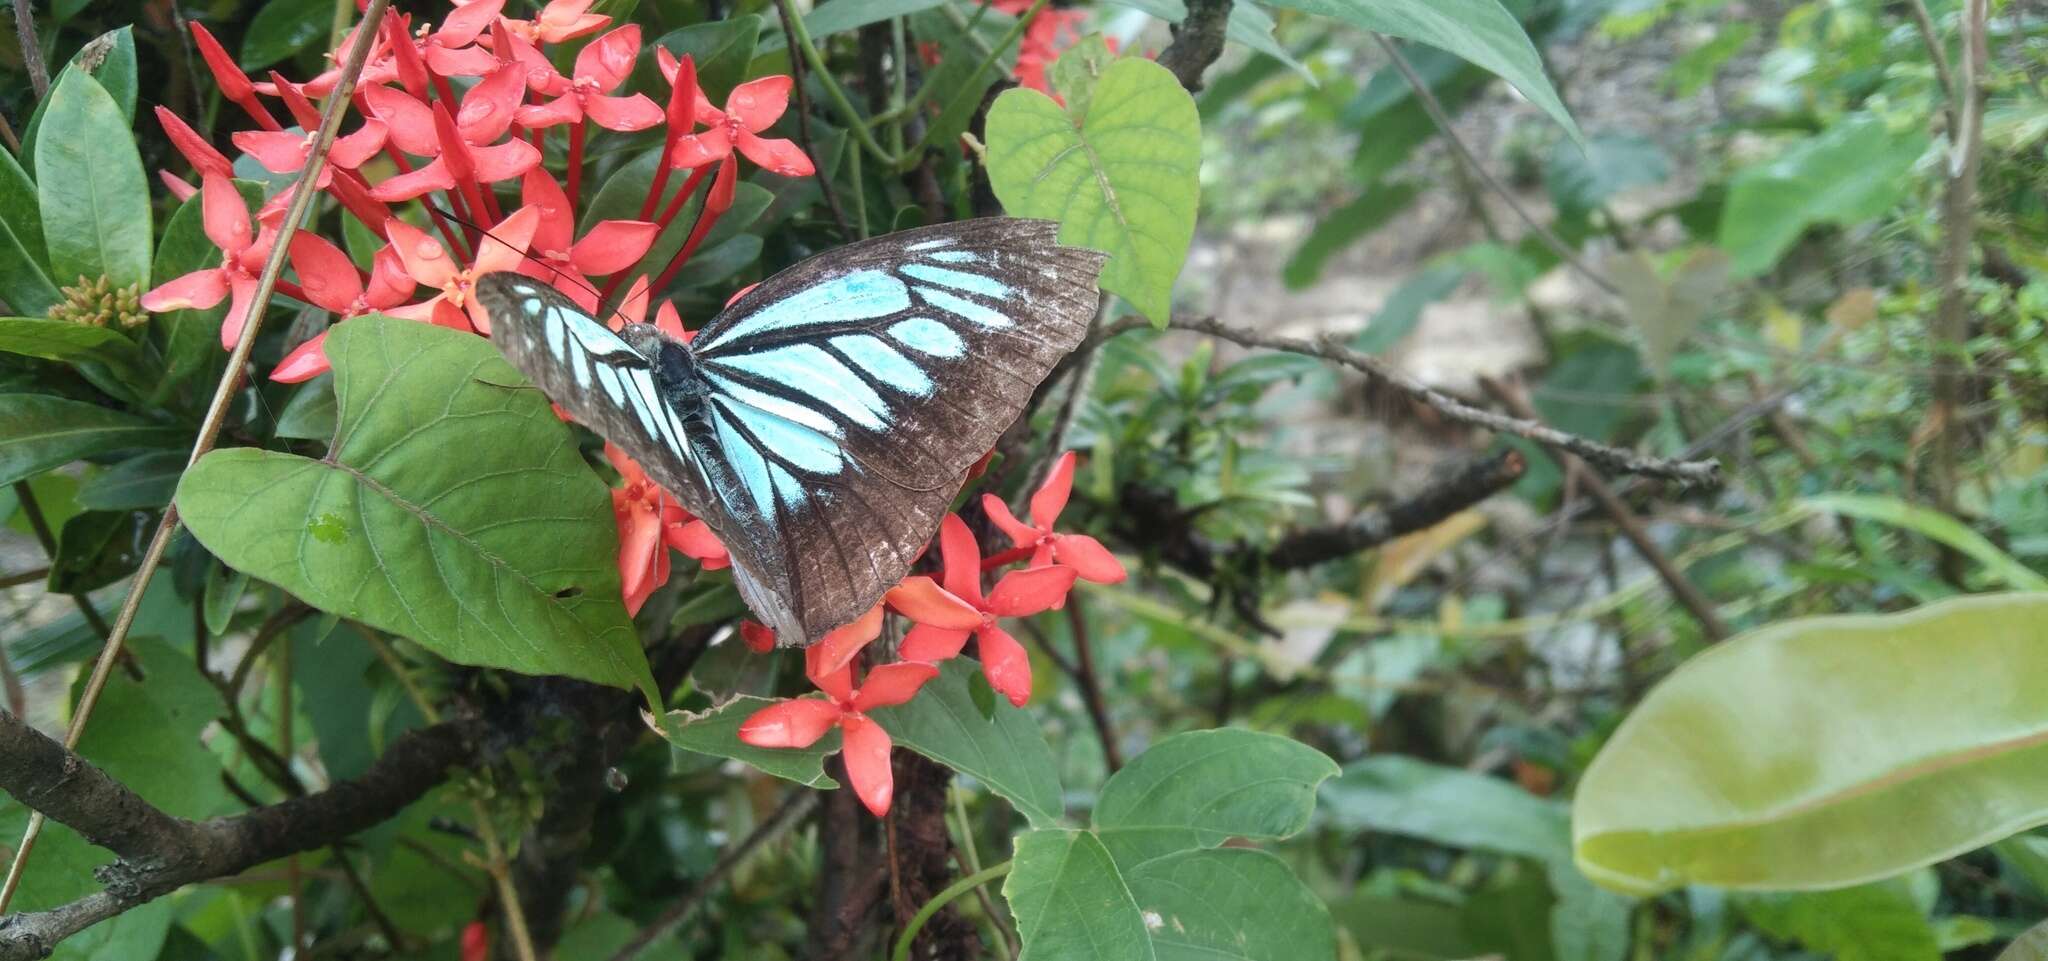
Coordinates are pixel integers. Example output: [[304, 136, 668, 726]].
[[420, 201, 639, 329]]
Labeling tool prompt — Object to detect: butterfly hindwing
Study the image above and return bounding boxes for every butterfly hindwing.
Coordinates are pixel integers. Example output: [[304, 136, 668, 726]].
[[479, 218, 1106, 645], [686, 218, 1105, 643]]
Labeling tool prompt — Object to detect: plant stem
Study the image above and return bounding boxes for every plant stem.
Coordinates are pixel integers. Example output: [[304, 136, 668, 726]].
[[0, 0, 395, 914], [13, 0, 47, 99], [771, 0, 851, 234], [890, 862, 1013, 961], [567, 119, 586, 212], [1928, 0, 1988, 586], [776, 0, 901, 168], [886, 0, 1046, 173]]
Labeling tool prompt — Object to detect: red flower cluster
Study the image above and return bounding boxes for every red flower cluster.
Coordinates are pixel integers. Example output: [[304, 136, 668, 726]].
[[992, 0, 1102, 95], [139, 0, 818, 610], [737, 452, 1125, 816]]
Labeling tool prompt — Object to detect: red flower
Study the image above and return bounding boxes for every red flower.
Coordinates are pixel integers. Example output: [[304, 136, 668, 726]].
[[521, 168, 658, 284], [740, 620, 777, 653], [1009, 7, 1092, 96], [982, 451, 1126, 585], [606, 444, 729, 615], [154, 106, 233, 180], [363, 82, 540, 201], [139, 175, 281, 350], [516, 25, 663, 132], [233, 76, 388, 186], [498, 0, 613, 46], [191, 22, 280, 130], [271, 237, 417, 383], [886, 515, 1076, 707], [738, 633, 937, 816], [383, 205, 540, 334], [655, 60, 815, 177], [460, 921, 490, 961]]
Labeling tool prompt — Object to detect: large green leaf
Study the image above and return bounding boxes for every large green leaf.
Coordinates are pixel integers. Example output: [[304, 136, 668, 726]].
[[1322, 754, 1571, 863], [0, 148, 46, 268], [0, 638, 230, 961], [1281, 182, 1421, 289], [19, 26, 139, 167], [77, 451, 186, 510], [1739, 882, 1941, 961], [1005, 830, 1155, 961], [986, 57, 1200, 324], [1093, 728, 1337, 865], [0, 216, 62, 318], [35, 71, 151, 291], [1574, 593, 2048, 894], [1720, 116, 1930, 277], [1253, 0, 1577, 138], [0, 393, 185, 487], [871, 658, 1065, 828], [1126, 848, 1337, 961], [0, 317, 153, 386], [176, 315, 653, 692], [658, 694, 842, 789], [242, 0, 332, 70]]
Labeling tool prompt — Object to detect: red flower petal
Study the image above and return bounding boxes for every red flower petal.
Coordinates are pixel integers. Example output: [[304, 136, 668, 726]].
[[331, 120, 389, 169], [615, 494, 663, 601], [160, 170, 199, 201], [436, 0, 506, 47], [985, 565, 1078, 618], [837, 715, 895, 817], [885, 576, 982, 630], [976, 625, 1033, 707], [220, 275, 260, 349], [899, 623, 970, 662], [155, 107, 234, 179], [570, 220, 658, 275], [737, 698, 841, 749], [1031, 451, 1077, 528], [725, 75, 792, 132], [384, 218, 458, 288], [468, 138, 542, 183], [706, 156, 738, 213], [807, 652, 857, 705], [740, 620, 776, 653], [267, 71, 323, 130], [271, 330, 332, 383], [584, 93, 664, 132], [369, 156, 456, 203], [668, 519, 727, 568], [937, 514, 984, 605], [575, 24, 642, 91], [201, 175, 253, 255], [288, 232, 365, 312], [384, 16, 430, 99], [515, 94, 584, 130], [458, 64, 528, 144], [366, 246, 418, 308], [233, 130, 310, 174], [734, 132, 815, 178], [425, 43, 500, 78], [660, 51, 699, 131], [363, 86, 439, 156], [521, 167, 576, 255], [810, 603, 885, 680], [1052, 534, 1126, 584], [981, 493, 1043, 548], [140, 267, 229, 313], [852, 662, 939, 712], [190, 22, 254, 101], [669, 127, 731, 169]]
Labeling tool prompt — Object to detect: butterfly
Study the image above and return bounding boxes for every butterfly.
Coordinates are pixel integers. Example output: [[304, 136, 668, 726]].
[[476, 217, 1108, 646]]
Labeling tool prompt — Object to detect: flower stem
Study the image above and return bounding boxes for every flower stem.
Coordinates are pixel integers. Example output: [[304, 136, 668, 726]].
[[568, 118, 587, 211], [980, 545, 1034, 571], [889, 861, 1013, 961]]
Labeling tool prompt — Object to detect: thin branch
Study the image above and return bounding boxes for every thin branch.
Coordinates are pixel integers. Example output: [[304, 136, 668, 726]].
[[1928, 0, 1987, 585], [0, 568, 43, 590], [1907, 0, 1958, 121], [1482, 377, 1731, 641], [1374, 34, 1617, 296], [12, 0, 47, 100], [607, 791, 819, 961], [0, 0, 395, 913], [0, 711, 479, 961], [1155, 0, 1235, 91], [1266, 450, 1528, 570], [771, 0, 851, 235], [1063, 595, 1122, 772], [1088, 314, 1721, 486]]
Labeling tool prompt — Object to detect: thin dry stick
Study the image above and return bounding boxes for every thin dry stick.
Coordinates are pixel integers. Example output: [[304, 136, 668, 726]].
[[1087, 314, 1721, 486], [0, 0, 394, 913], [1928, 0, 1987, 582], [12, 0, 47, 99], [1907, 0, 1958, 118], [1373, 34, 1618, 297]]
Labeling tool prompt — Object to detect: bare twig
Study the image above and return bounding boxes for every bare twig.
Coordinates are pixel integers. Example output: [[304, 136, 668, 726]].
[[12, 0, 48, 99], [1928, 0, 1988, 585], [1064, 595, 1122, 772], [0, 568, 47, 589], [1482, 377, 1730, 641], [1088, 314, 1721, 486], [1267, 451, 1527, 570], [607, 792, 819, 961], [1156, 0, 1235, 91], [0, 710, 479, 961], [1907, 0, 1958, 120], [1374, 35, 1618, 296], [0, 0, 395, 913]]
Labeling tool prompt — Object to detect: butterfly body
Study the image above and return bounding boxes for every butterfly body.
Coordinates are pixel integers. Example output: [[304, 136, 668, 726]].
[[476, 218, 1107, 646]]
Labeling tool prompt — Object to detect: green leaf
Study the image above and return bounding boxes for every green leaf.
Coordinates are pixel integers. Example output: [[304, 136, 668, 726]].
[[2003, 919, 2048, 961], [1604, 248, 1730, 380], [0, 148, 47, 267], [273, 374, 337, 440], [1005, 830, 1155, 961], [657, 694, 841, 788], [1573, 593, 2048, 894], [1720, 116, 1929, 277], [35, 71, 151, 291], [242, 0, 332, 70], [651, 16, 762, 100], [1282, 182, 1422, 289], [671, 234, 764, 288], [1224, 4, 1315, 83], [986, 57, 1201, 324], [0, 216, 62, 317], [176, 315, 653, 692], [77, 451, 186, 510], [758, 0, 951, 52], [1545, 134, 1668, 216], [1322, 755, 1572, 864], [203, 559, 249, 636], [1803, 494, 2048, 591], [1253, 0, 1578, 139], [19, 26, 139, 166], [1352, 261, 1465, 354], [0, 393, 185, 487], [1050, 35, 1120, 120], [870, 659, 1065, 827], [1739, 883, 1940, 961], [1093, 728, 1336, 864], [49, 508, 152, 593], [0, 638, 230, 961], [0, 317, 152, 385], [1126, 848, 1337, 961]]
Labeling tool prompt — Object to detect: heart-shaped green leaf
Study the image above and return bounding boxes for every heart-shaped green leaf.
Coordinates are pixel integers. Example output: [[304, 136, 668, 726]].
[[177, 315, 653, 692], [986, 57, 1200, 325]]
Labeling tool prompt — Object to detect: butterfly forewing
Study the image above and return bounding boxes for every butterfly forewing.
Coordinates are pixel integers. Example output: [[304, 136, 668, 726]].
[[481, 218, 1106, 646]]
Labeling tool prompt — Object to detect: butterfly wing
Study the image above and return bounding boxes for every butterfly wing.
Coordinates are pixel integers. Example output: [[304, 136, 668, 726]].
[[685, 218, 1105, 643]]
